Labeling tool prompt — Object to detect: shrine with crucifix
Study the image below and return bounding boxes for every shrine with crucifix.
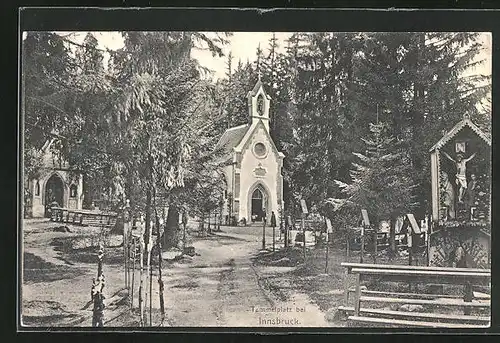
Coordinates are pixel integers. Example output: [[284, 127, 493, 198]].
[[428, 115, 491, 268]]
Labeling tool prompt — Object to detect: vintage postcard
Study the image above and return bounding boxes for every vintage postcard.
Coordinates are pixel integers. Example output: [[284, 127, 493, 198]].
[[19, 9, 492, 330]]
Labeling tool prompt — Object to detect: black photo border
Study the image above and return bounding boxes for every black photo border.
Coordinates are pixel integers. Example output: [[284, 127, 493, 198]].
[[11, 5, 500, 339]]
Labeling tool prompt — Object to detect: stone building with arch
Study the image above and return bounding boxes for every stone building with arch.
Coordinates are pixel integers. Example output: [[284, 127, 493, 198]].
[[25, 139, 84, 218], [215, 79, 285, 226]]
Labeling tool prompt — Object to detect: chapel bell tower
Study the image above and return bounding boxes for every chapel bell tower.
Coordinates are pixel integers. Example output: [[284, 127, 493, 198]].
[[247, 78, 271, 133]]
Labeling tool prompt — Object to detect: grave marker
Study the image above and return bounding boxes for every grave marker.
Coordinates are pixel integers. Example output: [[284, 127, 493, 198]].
[[300, 199, 307, 260], [300, 199, 308, 215]]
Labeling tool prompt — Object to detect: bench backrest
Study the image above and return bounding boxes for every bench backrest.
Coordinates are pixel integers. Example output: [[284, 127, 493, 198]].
[[351, 267, 490, 286], [342, 262, 490, 327], [51, 207, 117, 216], [342, 262, 490, 274], [342, 263, 490, 289]]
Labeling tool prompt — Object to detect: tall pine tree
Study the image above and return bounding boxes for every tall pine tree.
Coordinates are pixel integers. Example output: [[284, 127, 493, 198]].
[[332, 120, 417, 255]]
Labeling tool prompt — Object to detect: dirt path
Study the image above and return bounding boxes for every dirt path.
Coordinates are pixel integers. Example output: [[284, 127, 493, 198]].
[[21, 221, 333, 328], [156, 227, 333, 327]]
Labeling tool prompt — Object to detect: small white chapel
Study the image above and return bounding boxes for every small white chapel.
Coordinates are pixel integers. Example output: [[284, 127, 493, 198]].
[[25, 138, 84, 218], [215, 79, 285, 226]]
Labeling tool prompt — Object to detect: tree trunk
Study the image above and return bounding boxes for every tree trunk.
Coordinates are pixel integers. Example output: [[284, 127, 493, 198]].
[[162, 205, 180, 249]]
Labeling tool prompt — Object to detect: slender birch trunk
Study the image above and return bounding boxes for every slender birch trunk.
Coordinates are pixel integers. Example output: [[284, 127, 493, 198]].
[[144, 214, 153, 326], [156, 209, 166, 325], [143, 135, 153, 326], [131, 238, 136, 310], [149, 247, 153, 326], [138, 220, 145, 326], [152, 188, 165, 326]]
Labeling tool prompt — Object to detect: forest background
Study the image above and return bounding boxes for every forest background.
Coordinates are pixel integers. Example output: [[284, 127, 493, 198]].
[[22, 31, 491, 252]]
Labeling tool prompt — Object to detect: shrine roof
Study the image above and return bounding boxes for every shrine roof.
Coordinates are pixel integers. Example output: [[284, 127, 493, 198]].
[[214, 123, 250, 162], [429, 117, 491, 152]]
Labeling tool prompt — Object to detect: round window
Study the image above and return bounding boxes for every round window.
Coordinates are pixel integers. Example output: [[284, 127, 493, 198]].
[[254, 143, 267, 157]]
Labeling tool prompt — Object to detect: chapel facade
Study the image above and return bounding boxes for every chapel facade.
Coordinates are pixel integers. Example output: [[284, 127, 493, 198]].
[[25, 139, 84, 218], [215, 80, 285, 226]]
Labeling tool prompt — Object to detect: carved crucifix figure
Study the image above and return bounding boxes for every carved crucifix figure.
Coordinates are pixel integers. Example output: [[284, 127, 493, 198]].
[[442, 151, 476, 203]]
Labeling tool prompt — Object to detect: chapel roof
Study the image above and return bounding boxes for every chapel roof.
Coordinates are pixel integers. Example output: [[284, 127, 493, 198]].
[[247, 78, 271, 100], [214, 123, 250, 163], [429, 117, 491, 152]]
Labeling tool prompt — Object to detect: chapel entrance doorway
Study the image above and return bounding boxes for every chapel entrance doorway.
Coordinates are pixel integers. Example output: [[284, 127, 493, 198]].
[[251, 187, 268, 223], [45, 174, 64, 217]]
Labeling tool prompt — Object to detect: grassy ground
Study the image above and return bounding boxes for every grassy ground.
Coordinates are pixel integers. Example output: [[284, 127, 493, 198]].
[[250, 242, 467, 326], [22, 220, 488, 328], [251, 242, 490, 327]]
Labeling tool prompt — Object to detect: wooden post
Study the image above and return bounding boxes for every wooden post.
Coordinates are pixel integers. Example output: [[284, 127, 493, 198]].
[[427, 217, 432, 266], [138, 223, 145, 327], [343, 267, 349, 307], [285, 216, 291, 249], [262, 218, 266, 250], [272, 224, 276, 252], [325, 218, 331, 274], [354, 273, 361, 316], [488, 239, 491, 268], [218, 208, 222, 231], [157, 230, 165, 326], [131, 238, 136, 310], [408, 232, 413, 292], [123, 202, 130, 292], [360, 209, 369, 264], [149, 251, 153, 326], [124, 235, 127, 291], [181, 210, 188, 250], [373, 229, 377, 264], [409, 233, 413, 266], [302, 214, 306, 261], [283, 221, 287, 248], [300, 200, 308, 261], [360, 228, 365, 264], [207, 211, 211, 233], [464, 281, 473, 315], [127, 243, 131, 291], [325, 239, 329, 274], [279, 219, 282, 241], [346, 230, 350, 260]]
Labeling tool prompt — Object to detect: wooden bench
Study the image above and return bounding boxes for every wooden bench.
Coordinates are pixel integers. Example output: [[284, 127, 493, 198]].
[[340, 262, 490, 328], [51, 207, 118, 229]]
